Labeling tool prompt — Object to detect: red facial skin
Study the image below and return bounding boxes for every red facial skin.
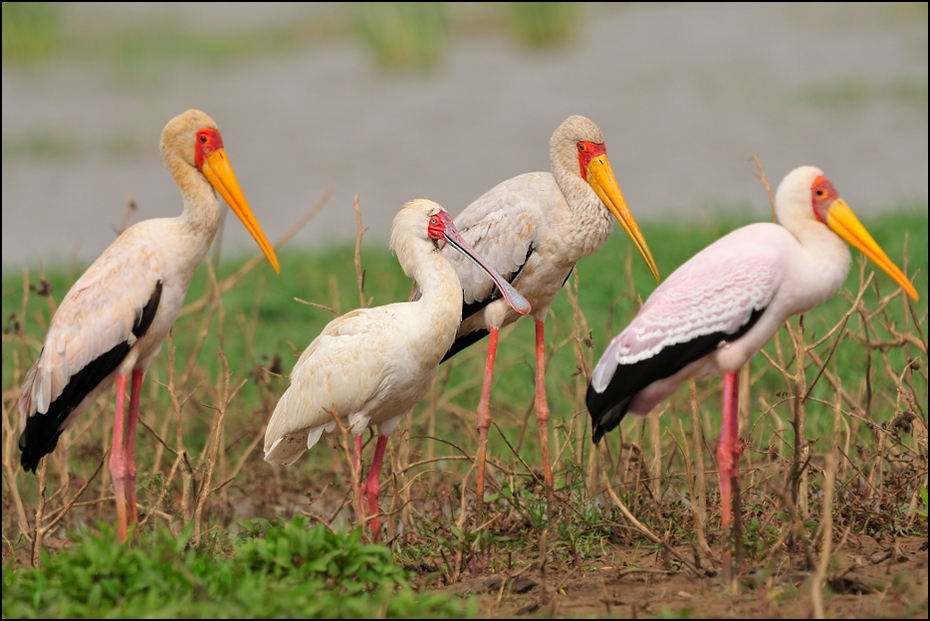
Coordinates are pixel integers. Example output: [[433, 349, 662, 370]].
[[427, 210, 453, 240], [576, 141, 607, 182], [194, 128, 224, 171], [810, 174, 840, 223]]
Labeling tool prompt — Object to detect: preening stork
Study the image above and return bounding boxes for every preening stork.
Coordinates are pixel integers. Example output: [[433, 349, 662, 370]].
[[586, 165, 920, 580], [264, 199, 530, 537], [426, 115, 660, 507], [18, 109, 280, 542]]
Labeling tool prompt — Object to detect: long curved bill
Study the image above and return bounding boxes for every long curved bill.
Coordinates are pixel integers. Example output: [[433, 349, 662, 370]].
[[826, 198, 918, 301], [438, 213, 531, 315], [202, 148, 281, 274], [587, 154, 660, 283]]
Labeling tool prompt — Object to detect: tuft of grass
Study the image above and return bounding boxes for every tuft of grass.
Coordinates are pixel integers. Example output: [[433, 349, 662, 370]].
[[0, 5, 345, 76], [2, 518, 472, 618], [348, 3, 449, 72], [1, 3, 592, 77], [501, 2, 582, 49], [1, 2, 62, 65]]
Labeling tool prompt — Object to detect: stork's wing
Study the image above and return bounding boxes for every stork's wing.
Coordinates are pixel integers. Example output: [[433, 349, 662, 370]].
[[412, 172, 557, 307], [590, 229, 781, 393], [19, 242, 164, 423], [17, 239, 166, 472]]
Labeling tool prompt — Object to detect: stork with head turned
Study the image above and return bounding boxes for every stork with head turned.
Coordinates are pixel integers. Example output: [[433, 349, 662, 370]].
[[18, 109, 280, 543], [422, 115, 660, 509], [264, 198, 530, 538], [586, 165, 920, 582]]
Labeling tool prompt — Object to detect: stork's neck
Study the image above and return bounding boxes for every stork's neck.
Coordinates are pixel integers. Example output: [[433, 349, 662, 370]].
[[791, 219, 853, 310], [168, 159, 223, 244], [556, 172, 614, 260]]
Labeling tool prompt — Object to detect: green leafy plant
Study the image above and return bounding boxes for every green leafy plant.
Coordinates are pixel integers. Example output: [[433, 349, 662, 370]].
[[2, 519, 471, 618]]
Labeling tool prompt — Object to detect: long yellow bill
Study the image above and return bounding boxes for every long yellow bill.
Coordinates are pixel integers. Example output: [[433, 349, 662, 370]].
[[826, 198, 918, 301], [202, 148, 281, 274], [587, 154, 660, 283]]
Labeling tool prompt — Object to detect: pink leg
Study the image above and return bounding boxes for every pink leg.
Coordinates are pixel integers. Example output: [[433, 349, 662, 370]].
[[475, 326, 500, 511], [354, 434, 365, 522], [125, 370, 142, 526], [110, 373, 139, 543], [365, 435, 389, 540], [717, 370, 741, 584], [533, 317, 554, 504]]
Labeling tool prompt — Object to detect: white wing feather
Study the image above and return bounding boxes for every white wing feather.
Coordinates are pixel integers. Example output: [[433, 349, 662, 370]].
[[442, 172, 557, 304], [19, 239, 164, 425], [263, 306, 436, 465]]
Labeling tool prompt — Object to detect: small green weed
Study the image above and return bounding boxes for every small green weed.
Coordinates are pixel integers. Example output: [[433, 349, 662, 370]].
[[915, 486, 928, 521]]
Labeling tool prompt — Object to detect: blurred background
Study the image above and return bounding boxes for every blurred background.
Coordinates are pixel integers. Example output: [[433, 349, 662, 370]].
[[2, 2, 927, 269]]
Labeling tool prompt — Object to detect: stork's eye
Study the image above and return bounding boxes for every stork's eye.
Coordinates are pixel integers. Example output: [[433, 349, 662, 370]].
[[577, 143, 586, 152], [815, 189, 825, 197], [199, 134, 208, 144]]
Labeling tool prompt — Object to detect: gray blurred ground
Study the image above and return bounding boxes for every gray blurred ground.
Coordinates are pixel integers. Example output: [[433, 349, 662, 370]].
[[2, 2, 927, 269]]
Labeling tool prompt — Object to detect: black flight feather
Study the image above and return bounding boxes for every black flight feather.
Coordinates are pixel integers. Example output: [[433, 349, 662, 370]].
[[19, 281, 163, 473], [587, 306, 766, 445]]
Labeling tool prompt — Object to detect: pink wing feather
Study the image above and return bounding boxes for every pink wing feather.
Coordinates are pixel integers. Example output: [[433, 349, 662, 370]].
[[591, 224, 783, 392]]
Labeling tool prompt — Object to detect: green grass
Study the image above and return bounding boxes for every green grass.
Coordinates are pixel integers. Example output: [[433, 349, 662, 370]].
[[1, 132, 80, 160], [4, 209, 925, 466], [349, 3, 449, 72], [2, 208, 927, 615], [797, 76, 929, 109], [1, 3, 587, 76], [2, 517, 473, 618], [1, 2, 61, 65], [1, 3, 340, 73], [502, 2, 582, 49]]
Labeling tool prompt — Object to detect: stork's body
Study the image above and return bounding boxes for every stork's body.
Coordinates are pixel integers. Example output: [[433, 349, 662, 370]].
[[433, 115, 659, 507], [18, 109, 280, 542], [264, 199, 529, 537], [586, 165, 919, 581]]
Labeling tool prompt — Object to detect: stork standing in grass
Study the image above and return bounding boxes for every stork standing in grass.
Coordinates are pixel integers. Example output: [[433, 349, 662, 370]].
[[586, 165, 920, 581], [264, 198, 530, 537], [424, 115, 660, 508], [18, 109, 281, 542]]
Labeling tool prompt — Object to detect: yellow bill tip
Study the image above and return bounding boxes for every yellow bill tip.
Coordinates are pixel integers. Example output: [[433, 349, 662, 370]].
[[826, 198, 918, 302], [204, 149, 281, 275]]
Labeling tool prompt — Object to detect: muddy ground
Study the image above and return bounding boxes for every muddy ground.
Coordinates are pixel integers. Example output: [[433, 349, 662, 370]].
[[429, 534, 928, 618]]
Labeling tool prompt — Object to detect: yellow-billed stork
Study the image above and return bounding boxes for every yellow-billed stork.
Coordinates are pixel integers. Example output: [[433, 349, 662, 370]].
[[586, 165, 919, 580], [18, 109, 280, 542], [425, 115, 660, 507], [263, 198, 530, 537]]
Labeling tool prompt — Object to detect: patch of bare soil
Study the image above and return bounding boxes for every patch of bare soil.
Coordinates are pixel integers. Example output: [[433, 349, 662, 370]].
[[420, 535, 928, 618]]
